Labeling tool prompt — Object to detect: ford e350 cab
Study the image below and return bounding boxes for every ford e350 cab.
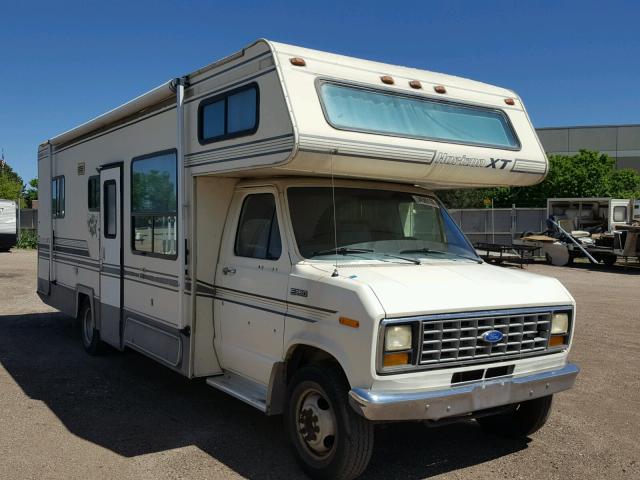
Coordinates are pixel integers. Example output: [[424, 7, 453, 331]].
[[37, 40, 579, 480]]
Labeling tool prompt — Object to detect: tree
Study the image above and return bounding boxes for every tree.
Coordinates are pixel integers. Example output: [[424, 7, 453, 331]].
[[25, 178, 38, 207], [0, 158, 25, 204], [438, 150, 640, 208]]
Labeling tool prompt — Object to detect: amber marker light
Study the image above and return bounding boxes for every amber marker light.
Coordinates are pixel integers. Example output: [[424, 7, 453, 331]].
[[290, 57, 306, 66], [383, 352, 410, 367], [434, 85, 447, 94], [339, 317, 360, 329], [380, 75, 395, 85], [504, 97, 515, 105], [549, 336, 566, 347], [409, 80, 422, 89]]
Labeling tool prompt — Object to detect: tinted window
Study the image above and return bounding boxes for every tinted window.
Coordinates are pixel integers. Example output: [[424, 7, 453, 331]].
[[202, 100, 225, 139], [235, 194, 281, 260], [319, 82, 519, 149], [199, 84, 258, 144], [104, 180, 117, 238], [88, 175, 100, 211], [52, 176, 65, 218], [131, 150, 177, 257]]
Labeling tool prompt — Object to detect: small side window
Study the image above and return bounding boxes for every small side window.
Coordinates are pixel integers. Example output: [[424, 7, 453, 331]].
[[88, 175, 100, 211], [198, 83, 258, 144], [51, 176, 65, 218], [234, 193, 281, 260], [613, 205, 627, 222], [104, 180, 117, 238]]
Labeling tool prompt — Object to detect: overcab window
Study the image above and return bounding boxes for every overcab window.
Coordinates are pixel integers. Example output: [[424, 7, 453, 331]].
[[198, 83, 258, 144], [131, 150, 177, 258]]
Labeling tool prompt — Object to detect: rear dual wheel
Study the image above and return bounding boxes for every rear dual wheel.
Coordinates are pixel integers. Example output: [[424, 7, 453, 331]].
[[78, 300, 105, 355], [286, 363, 374, 480]]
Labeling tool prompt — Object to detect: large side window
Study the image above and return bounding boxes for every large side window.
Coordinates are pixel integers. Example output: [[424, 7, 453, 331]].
[[51, 175, 65, 218], [234, 193, 281, 260], [198, 83, 258, 144], [88, 175, 100, 211], [131, 150, 177, 258]]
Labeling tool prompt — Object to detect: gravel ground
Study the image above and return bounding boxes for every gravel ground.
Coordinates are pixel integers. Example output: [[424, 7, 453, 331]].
[[0, 249, 638, 479]]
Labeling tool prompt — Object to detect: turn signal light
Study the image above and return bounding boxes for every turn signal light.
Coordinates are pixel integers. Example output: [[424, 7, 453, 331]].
[[383, 352, 410, 367], [339, 317, 360, 329], [409, 80, 422, 89], [504, 97, 515, 105], [290, 57, 306, 67], [549, 335, 566, 347], [380, 75, 395, 85], [434, 85, 447, 94]]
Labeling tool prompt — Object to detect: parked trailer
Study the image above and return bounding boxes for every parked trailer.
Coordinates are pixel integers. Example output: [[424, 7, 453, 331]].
[[517, 197, 640, 266], [0, 199, 17, 251], [37, 40, 579, 480]]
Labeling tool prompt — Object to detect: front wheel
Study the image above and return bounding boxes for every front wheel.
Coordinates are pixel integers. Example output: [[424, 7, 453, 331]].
[[477, 395, 553, 438], [285, 363, 374, 480]]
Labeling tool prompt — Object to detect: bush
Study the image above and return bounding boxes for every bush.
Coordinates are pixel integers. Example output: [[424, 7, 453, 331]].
[[16, 229, 38, 249]]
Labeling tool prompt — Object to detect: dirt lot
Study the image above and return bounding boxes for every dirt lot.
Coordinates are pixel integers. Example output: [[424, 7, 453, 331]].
[[1, 249, 638, 479]]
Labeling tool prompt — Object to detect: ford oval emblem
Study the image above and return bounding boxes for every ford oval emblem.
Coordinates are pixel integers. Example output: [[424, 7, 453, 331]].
[[483, 330, 504, 343]]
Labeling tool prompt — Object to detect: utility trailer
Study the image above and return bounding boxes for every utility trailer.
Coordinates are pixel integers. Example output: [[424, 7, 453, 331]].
[[37, 40, 579, 479], [0, 199, 17, 251], [517, 197, 640, 266]]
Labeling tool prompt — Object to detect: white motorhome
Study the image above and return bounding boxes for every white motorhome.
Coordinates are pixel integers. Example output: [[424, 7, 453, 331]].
[[0, 199, 17, 251], [37, 40, 579, 479]]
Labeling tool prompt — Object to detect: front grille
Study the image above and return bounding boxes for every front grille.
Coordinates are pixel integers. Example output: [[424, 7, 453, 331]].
[[420, 310, 553, 368]]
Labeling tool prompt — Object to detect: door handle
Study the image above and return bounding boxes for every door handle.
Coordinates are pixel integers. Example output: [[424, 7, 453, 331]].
[[222, 266, 236, 275]]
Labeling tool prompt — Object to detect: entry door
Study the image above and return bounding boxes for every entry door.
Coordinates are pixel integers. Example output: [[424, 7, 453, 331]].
[[99, 164, 123, 348], [214, 189, 291, 385]]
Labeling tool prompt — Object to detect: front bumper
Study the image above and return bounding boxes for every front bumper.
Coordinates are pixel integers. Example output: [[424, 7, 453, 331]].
[[349, 363, 579, 421]]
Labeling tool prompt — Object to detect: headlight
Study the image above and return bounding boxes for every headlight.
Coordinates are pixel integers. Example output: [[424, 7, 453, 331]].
[[384, 325, 412, 351], [551, 312, 569, 335]]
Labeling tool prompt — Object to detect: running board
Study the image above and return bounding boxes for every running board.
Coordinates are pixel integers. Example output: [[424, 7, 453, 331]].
[[206, 372, 268, 412]]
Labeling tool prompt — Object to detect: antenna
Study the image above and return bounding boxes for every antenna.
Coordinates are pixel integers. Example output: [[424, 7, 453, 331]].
[[330, 151, 339, 277]]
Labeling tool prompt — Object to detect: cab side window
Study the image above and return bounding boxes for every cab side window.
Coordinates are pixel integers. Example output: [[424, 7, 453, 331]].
[[235, 193, 281, 260]]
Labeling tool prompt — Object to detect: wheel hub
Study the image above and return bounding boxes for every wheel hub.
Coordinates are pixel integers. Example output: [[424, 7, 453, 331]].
[[297, 391, 336, 457]]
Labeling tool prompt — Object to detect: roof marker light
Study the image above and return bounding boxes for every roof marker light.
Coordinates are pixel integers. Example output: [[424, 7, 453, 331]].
[[290, 57, 306, 66], [409, 80, 422, 89], [434, 85, 447, 94], [380, 75, 395, 85], [505, 97, 515, 105]]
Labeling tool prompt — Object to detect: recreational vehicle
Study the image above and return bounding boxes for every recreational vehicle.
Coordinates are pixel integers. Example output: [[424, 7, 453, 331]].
[[0, 199, 17, 251], [517, 197, 640, 266], [37, 40, 579, 479]]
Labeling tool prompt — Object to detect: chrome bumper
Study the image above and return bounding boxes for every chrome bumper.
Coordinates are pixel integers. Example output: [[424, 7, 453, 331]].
[[349, 363, 580, 421]]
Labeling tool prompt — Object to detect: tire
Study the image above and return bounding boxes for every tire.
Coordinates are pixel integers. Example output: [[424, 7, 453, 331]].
[[79, 299, 104, 355], [601, 255, 617, 267], [477, 395, 553, 438], [285, 362, 374, 480]]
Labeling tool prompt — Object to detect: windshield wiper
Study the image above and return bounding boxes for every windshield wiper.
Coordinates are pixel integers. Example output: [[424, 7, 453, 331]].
[[311, 247, 374, 257], [380, 253, 421, 265], [399, 248, 482, 264]]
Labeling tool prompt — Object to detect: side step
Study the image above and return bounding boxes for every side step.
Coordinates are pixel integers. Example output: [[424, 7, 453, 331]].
[[206, 372, 268, 412]]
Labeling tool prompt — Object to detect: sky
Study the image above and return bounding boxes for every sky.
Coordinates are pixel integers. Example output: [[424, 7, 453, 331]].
[[1, 0, 639, 183]]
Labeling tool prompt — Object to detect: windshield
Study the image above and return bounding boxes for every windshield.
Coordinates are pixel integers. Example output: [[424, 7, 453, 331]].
[[287, 187, 479, 263], [319, 83, 520, 150]]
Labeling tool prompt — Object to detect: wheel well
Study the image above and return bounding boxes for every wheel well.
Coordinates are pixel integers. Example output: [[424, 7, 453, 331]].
[[76, 292, 91, 319], [285, 345, 343, 383]]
